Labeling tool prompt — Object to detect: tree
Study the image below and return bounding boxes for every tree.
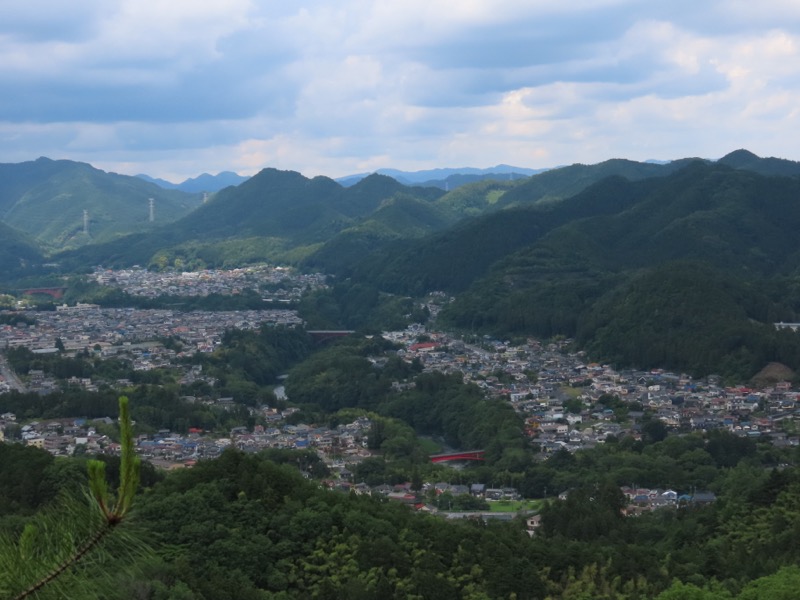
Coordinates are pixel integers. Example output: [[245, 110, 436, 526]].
[[0, 396, 143, 599]]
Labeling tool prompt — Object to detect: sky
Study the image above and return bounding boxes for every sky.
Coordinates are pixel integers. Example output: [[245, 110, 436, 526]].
[[1, 1, 800, 182]]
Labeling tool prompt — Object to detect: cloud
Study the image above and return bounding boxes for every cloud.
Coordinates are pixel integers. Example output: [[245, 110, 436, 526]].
[[0, 0, 799, 179]]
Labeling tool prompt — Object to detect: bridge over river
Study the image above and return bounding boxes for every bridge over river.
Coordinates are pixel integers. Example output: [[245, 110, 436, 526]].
[[429, 450, 485, 463]]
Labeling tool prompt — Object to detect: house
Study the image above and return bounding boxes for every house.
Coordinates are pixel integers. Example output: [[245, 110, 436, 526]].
[[470, 483, 486, 497], [485, 488, 504, 501], [692, 491, 717, 504], [661, 489, 678, 502], [387, 492, 417, 504], [526, 515, 542, 536]]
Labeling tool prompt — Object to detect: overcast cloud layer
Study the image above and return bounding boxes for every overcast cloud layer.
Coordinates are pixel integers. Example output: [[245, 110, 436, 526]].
[[1, 1, 799, 181]]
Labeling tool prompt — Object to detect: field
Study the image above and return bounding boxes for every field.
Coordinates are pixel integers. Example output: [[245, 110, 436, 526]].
[[488, 499, 542, 513]]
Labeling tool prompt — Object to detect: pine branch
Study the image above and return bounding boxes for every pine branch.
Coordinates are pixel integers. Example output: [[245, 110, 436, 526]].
[[13, 520, 116, 600], [2, 396, 143, 600]]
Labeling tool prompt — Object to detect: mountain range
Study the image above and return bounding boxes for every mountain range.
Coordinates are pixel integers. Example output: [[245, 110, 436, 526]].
[[0, 157, 203, 252], [136, 171, 250, 193], [4, 148, 800, 379], [336, 164, 547, 189]]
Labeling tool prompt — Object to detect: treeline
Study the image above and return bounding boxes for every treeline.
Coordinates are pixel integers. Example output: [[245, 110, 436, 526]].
[[193, 325, 314, 400], [298, 281, 429, 331], [578, 262, 800, 379]]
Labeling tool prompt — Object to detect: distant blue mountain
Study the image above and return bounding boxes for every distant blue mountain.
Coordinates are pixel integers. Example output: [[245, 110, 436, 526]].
[[337, 165, 548, 189], [137, 171, 249, 193]]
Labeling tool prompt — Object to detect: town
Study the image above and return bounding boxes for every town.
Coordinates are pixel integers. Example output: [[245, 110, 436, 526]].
[[2, 266, 799, 519], [92, 264, 327, 301]]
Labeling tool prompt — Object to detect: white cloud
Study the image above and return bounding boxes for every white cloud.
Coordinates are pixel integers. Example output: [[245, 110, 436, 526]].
[[1, 0, 800, 179]]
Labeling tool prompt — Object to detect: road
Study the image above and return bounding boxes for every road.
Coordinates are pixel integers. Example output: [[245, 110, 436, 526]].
[[0, 355, 25, 392]]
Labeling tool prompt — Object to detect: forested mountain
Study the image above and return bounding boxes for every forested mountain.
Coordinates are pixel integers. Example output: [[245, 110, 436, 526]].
[[718, 148, 800, 177], [303, 193, 455, 274], [425, 162, 800, 378], [0, 157, 203, 250], [48, 150, 794, 272], [56, 170, 446, 270], [7, 149, 798, 266], [487, 157, 697, 209]]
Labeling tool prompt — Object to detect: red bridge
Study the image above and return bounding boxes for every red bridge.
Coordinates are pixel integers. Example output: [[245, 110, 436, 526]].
[[429, 450, 485, 463]]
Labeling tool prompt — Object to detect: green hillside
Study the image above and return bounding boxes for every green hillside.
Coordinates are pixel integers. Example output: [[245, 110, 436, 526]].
[[0, 157, 203, 250], [491, 157, 695, 208], [56, 169, 445, 270], [350, 173, 648, 295], [303, 193, 454, 274], [0, 220, 44, 281], [429, 163, 800, 379], [434, 179, 521, 217], [718, 148, 800, 177]]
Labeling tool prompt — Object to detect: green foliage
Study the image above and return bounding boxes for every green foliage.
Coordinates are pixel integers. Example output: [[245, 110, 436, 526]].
[[112, 449, 548, 599], [539, 481, 627, 541], [0, 396, 143, 600], [0, 444, 57, 515], [435, 179, 519, 217], [575, 261, 800, 380], [736, 566, 800, 599], [203, 325, 313, 388], [55, 169, 444, 270], [0, 157, 202, 251], [5, 432, 800, 599], [0, 221, 43, 281], [284, 339, 532, 473], [304, 193, 454, 275]]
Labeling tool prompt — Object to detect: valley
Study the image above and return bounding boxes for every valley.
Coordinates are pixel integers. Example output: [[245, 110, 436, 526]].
[[4, 151, 800, 599]]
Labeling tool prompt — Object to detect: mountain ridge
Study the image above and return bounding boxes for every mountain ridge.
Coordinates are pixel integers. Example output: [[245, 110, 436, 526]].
[[0, 157, 203, 251], [136, 171, 250, 193]]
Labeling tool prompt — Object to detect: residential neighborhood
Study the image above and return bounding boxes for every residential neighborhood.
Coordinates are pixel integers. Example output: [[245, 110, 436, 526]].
[[0, 305, 302, 357], [92, 264, 326, 301], [3, 267, 799, 524]]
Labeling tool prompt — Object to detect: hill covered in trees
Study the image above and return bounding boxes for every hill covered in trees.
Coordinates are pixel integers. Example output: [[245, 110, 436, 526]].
[[0, 157, 203, 251], [54, 171, 448, 271]]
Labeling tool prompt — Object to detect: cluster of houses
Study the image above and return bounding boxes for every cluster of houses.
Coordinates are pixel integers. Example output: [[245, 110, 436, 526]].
[[93, 265, 326, 301], [2, 412, 112, 455], [2, 276, 800, 528], [0, 306, 302, 359], [389, 325, 800, 454], [619, 486, 717, 515]]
